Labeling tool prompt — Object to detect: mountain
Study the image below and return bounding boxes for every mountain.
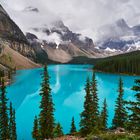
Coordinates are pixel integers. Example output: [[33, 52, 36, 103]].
[[27, 20, 103, 63], [0, 4, 40, 69], [97, 19, 140, 54]]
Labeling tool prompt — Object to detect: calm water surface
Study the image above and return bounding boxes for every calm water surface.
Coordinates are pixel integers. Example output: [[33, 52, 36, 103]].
[[6, 65, 139, 140]]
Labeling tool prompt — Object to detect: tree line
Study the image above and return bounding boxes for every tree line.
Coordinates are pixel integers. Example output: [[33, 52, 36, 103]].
[[0, 65, 139, 139], [94, 51, 140, 75], [32, 65, 140, 139], [0, 77, 17, 140]]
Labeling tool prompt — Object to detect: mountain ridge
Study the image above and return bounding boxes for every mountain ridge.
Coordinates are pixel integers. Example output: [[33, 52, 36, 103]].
[[0, 4, 40, 70]]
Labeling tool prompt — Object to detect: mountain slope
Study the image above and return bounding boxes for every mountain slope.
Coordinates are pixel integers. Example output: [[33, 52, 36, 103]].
[[0, 42, 39, 69], [27, 20, 103, 63], [97, 19, 140, 54], [94, 51, 140, 75], [0, 4, 40, 69]]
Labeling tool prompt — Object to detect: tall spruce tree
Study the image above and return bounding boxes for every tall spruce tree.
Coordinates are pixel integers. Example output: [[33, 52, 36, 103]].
[[12, 109, 17, 140], [0, 78, 9, 139], [32, 116, 39, 140], [39, 65, 55, 139], [9, 102, 17, 140], [80, 77, 94, 136], [70, 117, 77, 135], [100, 99, 108, 130], [127, 79, 140, 132], [112, 78, 127, 129], [53, 123, 63, 138], [91, 72, 99, 128]]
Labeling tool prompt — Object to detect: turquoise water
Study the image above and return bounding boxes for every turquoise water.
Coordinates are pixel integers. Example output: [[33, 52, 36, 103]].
[[6, 65, 139, 140]]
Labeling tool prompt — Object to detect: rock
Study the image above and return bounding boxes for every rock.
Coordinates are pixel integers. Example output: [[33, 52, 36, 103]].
[[114, 127, 126, 134]]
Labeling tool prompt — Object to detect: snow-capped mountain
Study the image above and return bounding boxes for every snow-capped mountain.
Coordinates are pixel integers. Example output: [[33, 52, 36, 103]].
[[27, 20, 104, 63], [97, 19, 140, 54], [32, 20, 94, 50]]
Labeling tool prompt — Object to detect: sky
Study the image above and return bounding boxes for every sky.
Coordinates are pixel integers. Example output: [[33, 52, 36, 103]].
[[1, 0, 140, 41]]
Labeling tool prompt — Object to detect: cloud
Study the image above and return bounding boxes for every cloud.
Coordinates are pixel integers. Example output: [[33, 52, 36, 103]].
[[1, 0, 140, 41]]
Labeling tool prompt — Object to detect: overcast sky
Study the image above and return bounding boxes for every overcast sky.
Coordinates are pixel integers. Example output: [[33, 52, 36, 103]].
[[1, 0, 140, 41]]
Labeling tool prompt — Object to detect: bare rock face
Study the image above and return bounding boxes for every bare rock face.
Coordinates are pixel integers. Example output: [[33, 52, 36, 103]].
[[0, 5, 27, 42], [0, 5, 41, 69], [0, 4, 36, 61], [27, 20, 103, 63]]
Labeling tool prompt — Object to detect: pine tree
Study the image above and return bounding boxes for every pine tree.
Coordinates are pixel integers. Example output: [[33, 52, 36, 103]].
[[9, 102, 17, 140], [112, 78, 127, 129], [70, 117, 77, 135], [32, 116, 39, 140], [12, 109, 17, 140], [100, 99, 108, 130], [91, 72, 99, 128], [0, 78, 9, 139], [53, 123, 63, 138], [127, 79, 140, 132], [39, 65, 55, 139], [80, 77, 94, 136], [9, 102, 13, 139]]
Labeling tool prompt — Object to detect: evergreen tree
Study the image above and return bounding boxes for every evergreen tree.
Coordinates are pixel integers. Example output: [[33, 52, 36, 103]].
[[0, 78, 9, 139], [9, 102, 17, 140], [112, 78, 127, 129], [53, 123, 63, 138], [9, 102, 13, 139], [12, 109, 17, 140], [70, 117, 77, 135], [100, 99, 108, 130], [32, 116, 39, 140], [91, 72, 99, 128], [127, 79, 140, 132], [80, 77, 94, 136], [8, 70, 12, 80], [39, 65, 55, 139]]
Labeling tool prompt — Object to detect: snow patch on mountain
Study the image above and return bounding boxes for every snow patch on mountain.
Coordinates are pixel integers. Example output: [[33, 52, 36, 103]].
[[135, 41, 140, 50], [97, 19, 140, 54], [105, 47, 117, 52], [78, 35, 86, 42]]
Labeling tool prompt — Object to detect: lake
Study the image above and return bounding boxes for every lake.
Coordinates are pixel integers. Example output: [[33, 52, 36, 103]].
[[6, 65, 139, 140]]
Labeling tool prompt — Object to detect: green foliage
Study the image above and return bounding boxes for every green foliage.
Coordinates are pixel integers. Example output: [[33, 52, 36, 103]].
[[80, 77, 94, 136], [94, 51, 140, 75], [0, 78, 9, 139], [87, 133, 140, 140], [70, 117, 77, 135], [38, 65, 55, 139], [91, 72, 100, 128], [127, 79, 140, 133], [112, 78, 128, 129], [32, 116, 39, 140], [9, 102, 17, 140], [53, 123, 63, 138], [100, 99, 108, 130]]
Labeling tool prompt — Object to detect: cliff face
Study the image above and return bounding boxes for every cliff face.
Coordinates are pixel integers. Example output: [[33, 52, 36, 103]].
[[0, 4, 36, 61], [0, 4, 40, 69]]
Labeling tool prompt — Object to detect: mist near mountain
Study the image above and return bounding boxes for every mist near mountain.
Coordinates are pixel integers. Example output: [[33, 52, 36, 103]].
[[1, 0, 140, 41]]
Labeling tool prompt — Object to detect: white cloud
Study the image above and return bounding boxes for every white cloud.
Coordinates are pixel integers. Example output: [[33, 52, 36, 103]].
[[1, 0, 140, 41]]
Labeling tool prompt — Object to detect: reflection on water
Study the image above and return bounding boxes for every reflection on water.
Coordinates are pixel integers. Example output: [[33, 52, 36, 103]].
[[6, 65, 139, 140]]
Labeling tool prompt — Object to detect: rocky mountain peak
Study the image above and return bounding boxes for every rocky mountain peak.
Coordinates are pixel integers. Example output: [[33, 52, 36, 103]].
[[0, 4, 8, 16], [116, 19, 129, 29]]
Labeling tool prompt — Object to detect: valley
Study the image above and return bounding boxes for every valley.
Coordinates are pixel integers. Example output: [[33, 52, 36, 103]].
[[0, 1, 140, 140]]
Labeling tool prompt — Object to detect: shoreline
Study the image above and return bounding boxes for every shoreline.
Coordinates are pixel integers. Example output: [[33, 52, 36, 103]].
[[94, 69, 140, 77]]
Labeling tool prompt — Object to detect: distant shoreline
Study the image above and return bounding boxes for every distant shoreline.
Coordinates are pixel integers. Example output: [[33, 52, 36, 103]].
[[94, 69, 140, 76]]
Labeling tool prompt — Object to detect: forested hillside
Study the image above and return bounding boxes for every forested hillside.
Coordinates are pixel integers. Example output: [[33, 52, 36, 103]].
[[94, 51, 140, 75]]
